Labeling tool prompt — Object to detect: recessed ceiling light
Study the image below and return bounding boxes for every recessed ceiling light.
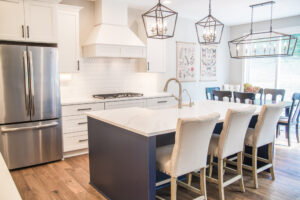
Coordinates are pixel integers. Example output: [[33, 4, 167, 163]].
[[163, 0, 172, 4]]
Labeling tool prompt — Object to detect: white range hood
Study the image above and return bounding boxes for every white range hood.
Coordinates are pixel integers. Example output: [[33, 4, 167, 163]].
[[83, 0, 146, 58]]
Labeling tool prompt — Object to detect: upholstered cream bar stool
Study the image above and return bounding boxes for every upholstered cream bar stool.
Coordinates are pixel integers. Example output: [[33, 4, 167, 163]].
[[242, 103, 284, 188], [206, 107, 256, 200], [156, 113, 220, 200]]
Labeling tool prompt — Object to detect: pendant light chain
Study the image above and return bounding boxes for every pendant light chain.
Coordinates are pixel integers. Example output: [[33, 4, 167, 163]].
[[209, 0, 212, 15], [270, 2, 273, 32]]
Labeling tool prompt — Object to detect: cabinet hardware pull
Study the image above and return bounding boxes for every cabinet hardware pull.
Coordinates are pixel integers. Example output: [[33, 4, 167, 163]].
[[22, 25, 25, 38], [147, 62, 150, 71], [79, 139, 88, 143], [77, 108, 92, 111], [27, 26, 30, 38], [77, 60, 80, 71], [157, 101, 168, 104], [78, 122, 87, 125]]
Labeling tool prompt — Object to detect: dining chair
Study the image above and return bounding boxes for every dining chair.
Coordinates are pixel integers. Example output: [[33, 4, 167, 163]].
[[264, 88, 285, 104], [277, 93, 300, 146], [257, 88, 264, 105], [233, 92, 256, 104], [206, 106, 256, 200], [212, 90, 232, 102], [156, 113, 220, 200], [242, 103, 284, 189], [206, 87, 220, 100]]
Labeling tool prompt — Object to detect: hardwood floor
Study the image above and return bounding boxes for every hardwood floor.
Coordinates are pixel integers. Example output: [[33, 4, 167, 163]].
[[11, 136, 300, 200]]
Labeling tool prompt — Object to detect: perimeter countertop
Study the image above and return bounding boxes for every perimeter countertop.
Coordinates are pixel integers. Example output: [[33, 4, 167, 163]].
[[0, 153, 22, 200], [61, 92, 173, 106], [86, 100, 261, 137]]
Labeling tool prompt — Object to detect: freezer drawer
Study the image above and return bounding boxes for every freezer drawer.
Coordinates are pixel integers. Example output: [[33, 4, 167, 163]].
[[0, 119, 62, 169]]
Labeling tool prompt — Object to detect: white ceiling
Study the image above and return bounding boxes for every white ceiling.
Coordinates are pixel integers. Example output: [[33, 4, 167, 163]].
[[122, 0, 300, 26]]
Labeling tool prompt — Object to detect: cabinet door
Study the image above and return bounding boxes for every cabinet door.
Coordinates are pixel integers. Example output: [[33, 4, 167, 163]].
[[0, 0, 25, 41], [58, 8, 80, 73], [147, 39, 166, 73], [24, 1, 57, 43]]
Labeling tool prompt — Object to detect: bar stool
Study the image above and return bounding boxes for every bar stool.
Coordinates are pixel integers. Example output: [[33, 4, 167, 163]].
[[233, 92, 256, 104], [156, 113, 220, 200], [242, 103, 284, 188], [206, 107, 256, 200]]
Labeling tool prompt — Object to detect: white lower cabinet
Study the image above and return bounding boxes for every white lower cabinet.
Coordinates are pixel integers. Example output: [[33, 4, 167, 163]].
[[62, 96, 176, 157]]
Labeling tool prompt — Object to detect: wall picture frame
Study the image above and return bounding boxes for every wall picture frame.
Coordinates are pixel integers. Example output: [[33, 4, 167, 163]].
[[200, 45, 217, 81], [176, 42, 196, 82]]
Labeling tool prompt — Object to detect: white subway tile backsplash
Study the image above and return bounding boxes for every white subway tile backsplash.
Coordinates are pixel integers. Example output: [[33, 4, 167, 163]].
[[60, 58, 159, 99]]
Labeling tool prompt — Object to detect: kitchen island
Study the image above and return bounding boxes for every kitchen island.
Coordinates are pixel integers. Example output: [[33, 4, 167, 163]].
[[86, 100, 261, 200]]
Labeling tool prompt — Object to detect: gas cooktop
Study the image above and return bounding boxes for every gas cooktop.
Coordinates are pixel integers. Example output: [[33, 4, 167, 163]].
[[93, 93, 144, 99]]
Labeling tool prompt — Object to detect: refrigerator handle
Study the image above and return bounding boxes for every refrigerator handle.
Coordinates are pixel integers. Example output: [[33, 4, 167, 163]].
[[28, 51, 35, 116], [0, 122, 59, 133], [23, 51, 30, 116]]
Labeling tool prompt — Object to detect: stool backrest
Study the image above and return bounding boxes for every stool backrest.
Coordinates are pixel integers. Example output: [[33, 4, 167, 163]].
[[218, 106, 256, 159], [171, 113, 220, 177], [264, 88, 285, 103], [212, 90, 232, 101], [206, 87, 220, 100], [253, 102, 285, 147], [233, 92, 256, 104]]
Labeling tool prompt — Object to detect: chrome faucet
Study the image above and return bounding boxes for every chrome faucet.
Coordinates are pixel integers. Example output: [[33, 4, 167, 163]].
[[163, 78, 182, 109], [183, 89, 193, 107]]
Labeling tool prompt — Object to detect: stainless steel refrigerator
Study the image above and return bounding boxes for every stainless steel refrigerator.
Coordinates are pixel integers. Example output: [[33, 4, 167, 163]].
[[0, 42, 62, 169]]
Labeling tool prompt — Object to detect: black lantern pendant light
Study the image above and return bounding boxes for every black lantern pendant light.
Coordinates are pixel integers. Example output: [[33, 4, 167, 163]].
[[142, 0, 178, 39], [228, 1, 298, 59], [195, 0, 224, 45]]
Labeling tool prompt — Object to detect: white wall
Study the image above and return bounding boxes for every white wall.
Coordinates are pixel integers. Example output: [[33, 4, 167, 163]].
[[60, 0, 230, 101], [229, 15, 300, 85]]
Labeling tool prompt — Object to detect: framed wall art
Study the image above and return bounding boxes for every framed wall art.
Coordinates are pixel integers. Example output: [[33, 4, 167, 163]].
[[200, 45, 217, 81], [176, 42, 196, 82]]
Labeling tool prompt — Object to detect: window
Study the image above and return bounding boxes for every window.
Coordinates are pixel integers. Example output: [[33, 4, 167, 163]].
[[244, 33, 300, 100]]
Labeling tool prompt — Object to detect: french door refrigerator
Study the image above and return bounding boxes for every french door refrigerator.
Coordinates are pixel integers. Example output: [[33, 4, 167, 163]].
[[0, 42, 62, 169]]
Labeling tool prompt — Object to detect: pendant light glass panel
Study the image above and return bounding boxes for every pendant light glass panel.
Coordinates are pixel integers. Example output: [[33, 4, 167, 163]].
[[142, 1, 178, 39], [195, 0, 224, 45], [229, 31, 297, 58]]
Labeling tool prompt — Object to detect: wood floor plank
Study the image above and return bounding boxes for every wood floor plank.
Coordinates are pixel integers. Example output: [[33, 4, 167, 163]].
[[10, 142, 300, 200]]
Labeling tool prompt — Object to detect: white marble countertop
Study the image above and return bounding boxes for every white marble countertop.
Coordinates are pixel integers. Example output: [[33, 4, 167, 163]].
[[61, 92, 173, 106], [0, 153, 22, 200], [86, 100, 261, 137]]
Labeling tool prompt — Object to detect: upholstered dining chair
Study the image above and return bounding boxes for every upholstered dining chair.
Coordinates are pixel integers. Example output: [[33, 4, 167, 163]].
[[206, 87, 220, 100], [264, 88, 285, 104], [212, 90, 232, 102], [156, 113, 220, 200], [242, 103, 284, 188], [233, 92, 256, 104], [277, 93, 300, 146], [205, 106, 256, 200]]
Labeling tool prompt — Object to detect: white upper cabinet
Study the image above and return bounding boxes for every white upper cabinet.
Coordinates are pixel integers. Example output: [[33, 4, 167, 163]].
[[0, 0, 25, 41], [57, 5, 81, 73], [146, 38, 166, 73], [0, 0, 58, 43], [24, 1, 58, 43]]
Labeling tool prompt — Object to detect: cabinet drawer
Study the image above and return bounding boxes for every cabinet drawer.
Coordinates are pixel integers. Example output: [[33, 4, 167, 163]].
[[63, 131, 88, 152], [62, 103, 104, 117], [105, 99, 145, 110], [146, 97, 177, 108], [62, 115, 87, 133]]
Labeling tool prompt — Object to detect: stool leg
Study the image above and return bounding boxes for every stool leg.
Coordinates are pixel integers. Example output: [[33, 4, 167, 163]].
[[252, 147, 258, 189], [187, 173, 192, 185], [200, 168, 207, 199], [268, 143, 275, 180], [171, 177, 177, 200], [237, 152, 245, 192], [218, 158, 225, 200], [287, 125, 291, 146], [208, 154, 213, 177], [296, 124, 299, 143]]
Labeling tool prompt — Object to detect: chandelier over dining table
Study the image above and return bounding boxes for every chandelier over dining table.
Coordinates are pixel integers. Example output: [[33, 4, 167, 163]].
[[228, 1, 298, 59]]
